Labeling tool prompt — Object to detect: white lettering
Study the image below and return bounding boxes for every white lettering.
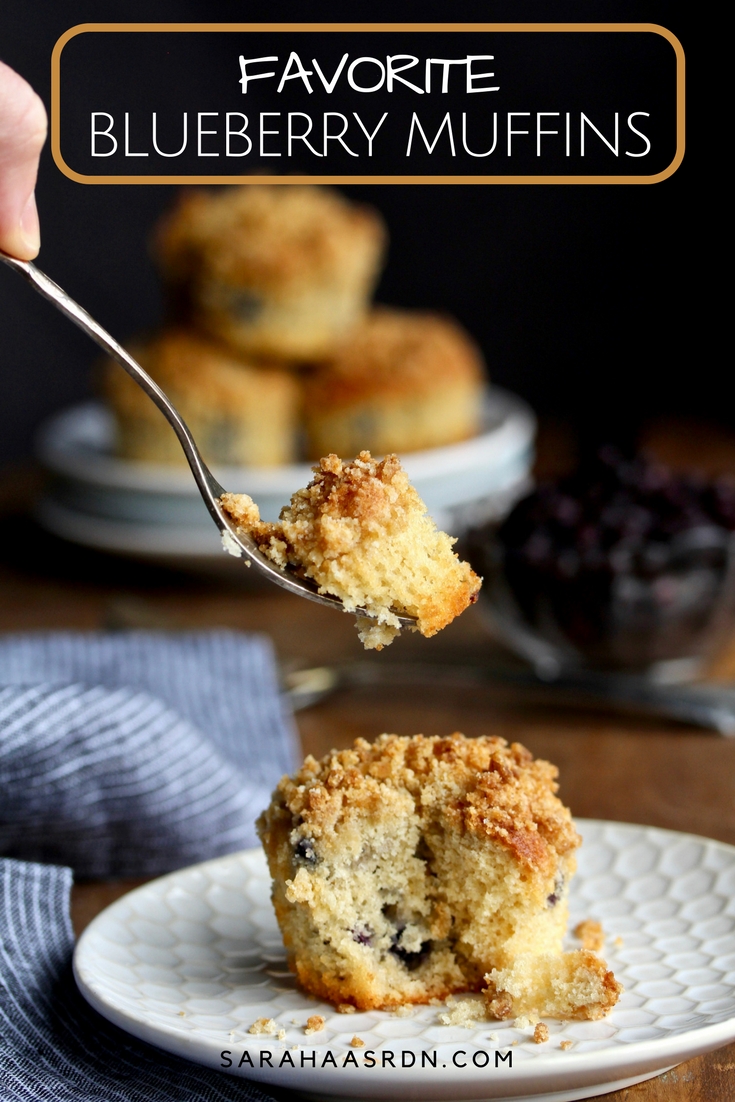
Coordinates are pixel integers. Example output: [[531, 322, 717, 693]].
[[352, 112, 388, 156], [386, 55, 423, 94], [625, 112, 651, 157], [239, 56, 278, 93], [260, 112, 281, 156], [277, 52, 314, 94], [312, 54, 349, 94], [347, 57, 385, 93], [426, 58, 467, 93], [507, 112, 530, 156], [466, 56, 499, 93], [197, 113, 219, 157], [91, 112, 116, 157], [124, 113, 147, 157], [536, 112, 560, 156], [580, 112, 619, 156], [406, 112, 456, 156], [226, 113, 252, 156], [152, 113, 187, 158], [323, 112, 358, 156], [462, 112, 497, 157], [288, 112, 323, 156]]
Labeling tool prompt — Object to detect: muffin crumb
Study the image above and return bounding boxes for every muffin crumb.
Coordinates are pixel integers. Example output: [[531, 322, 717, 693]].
[[337, 1003, 356, 1014], [439, 995, 485, 1028], [249, 1017, 278, 1035], [350, 1035, 366, 1048], [485, 950, 622, 1021], [574, 919, 604, 951], [532, 1023, 550, 1044], [560, 1039, 573, 1051], [305, 1015, 326, 1035]]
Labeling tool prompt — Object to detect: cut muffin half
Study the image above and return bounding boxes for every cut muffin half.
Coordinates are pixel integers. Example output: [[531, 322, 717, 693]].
[[257, 733, 622, 1017]]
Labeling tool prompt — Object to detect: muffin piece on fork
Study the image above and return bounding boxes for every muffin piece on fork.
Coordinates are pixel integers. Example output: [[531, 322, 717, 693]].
[[221, 451, 481, 648]]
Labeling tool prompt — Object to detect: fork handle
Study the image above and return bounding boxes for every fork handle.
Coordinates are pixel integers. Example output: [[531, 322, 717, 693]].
[[0, 251, 225, 514]]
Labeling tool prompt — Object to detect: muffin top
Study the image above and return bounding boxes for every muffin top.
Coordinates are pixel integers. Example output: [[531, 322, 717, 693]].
[[304, 307, 486, 407], [269, 733, 580, 873], [153, 184, 386, 292]]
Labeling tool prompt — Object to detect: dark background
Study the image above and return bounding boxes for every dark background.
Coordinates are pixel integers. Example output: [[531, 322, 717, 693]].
[[0, 1, 706, 469]]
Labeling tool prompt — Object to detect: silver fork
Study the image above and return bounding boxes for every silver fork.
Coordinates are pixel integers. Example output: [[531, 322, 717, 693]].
[[1, 251, 416, 624]]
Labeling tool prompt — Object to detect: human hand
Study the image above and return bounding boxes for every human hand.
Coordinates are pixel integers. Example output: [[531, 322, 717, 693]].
[[0, 60, 47, 260]]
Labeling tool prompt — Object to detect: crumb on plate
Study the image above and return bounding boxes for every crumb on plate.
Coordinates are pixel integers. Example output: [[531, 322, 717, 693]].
[[574, 919, 605, 951], [249, 1017, 278, 1035]]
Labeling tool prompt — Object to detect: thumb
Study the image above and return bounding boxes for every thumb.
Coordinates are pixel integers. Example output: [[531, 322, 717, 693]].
[[0, 60, 47, 260]]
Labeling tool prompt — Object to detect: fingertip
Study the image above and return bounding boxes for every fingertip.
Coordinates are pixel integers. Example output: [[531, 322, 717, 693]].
[[0, 193, 40, 260], [20, 192, 41, 256]]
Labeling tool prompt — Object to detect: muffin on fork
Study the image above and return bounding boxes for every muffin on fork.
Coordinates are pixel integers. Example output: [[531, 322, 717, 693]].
[[221, 451, 481, 648]]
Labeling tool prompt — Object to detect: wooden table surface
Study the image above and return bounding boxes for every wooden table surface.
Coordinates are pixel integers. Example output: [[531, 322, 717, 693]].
[[3, 419, 735, 1101]]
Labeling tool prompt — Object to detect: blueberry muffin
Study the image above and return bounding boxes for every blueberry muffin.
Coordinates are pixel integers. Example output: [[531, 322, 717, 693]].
[[103, 329, 299, 467], [302, 307, 486, 459], [220, 451, 481, 648], [153, 185, 386, 361], [257, 733, 621, 1016]]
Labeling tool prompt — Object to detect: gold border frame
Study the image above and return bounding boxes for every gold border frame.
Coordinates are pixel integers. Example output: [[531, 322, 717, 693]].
[[50, 22, 684, 185]]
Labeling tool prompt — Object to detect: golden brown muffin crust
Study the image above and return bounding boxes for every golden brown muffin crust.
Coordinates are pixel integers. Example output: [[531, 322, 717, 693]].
[[304, 306, 485, 407], [154, 184, 386, 293], [103, 328, 296, 412], [271, 734, 580, 874]]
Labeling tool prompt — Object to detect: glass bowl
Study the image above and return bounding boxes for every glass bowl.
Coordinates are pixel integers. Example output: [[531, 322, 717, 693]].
[[467, 450, 735, 681]]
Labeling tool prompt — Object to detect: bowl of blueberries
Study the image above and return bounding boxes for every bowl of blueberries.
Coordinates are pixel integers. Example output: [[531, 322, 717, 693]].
[[468, 446, 735, 681]]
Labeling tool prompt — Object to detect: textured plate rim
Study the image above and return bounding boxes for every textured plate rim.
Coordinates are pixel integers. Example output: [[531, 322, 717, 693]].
[[72, 820, 735, 1099]]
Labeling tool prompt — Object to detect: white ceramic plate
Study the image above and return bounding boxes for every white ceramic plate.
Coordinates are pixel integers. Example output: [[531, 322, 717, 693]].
[[73, 820, 735, 1102], [35, 389, 534, 556]]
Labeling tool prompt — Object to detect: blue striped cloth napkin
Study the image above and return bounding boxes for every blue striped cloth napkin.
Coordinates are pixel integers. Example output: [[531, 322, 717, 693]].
[[0, 630, 299, 876], [0, 630, 300, 1101]]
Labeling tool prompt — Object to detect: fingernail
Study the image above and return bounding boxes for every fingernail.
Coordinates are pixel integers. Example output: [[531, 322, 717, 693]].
[[19, 192, 41, 255]]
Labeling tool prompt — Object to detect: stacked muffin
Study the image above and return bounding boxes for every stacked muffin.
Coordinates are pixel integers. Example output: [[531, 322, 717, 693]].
[[103, 184, 486, 468]]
